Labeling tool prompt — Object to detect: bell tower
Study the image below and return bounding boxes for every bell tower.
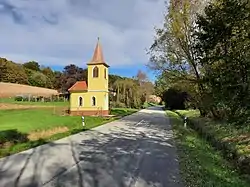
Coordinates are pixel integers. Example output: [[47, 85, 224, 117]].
[[87, 38, 109, 91], [86, 38, 109, 113]]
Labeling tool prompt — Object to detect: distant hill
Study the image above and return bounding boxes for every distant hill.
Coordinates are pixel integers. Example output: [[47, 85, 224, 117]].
[[0, 82, 58, 98]]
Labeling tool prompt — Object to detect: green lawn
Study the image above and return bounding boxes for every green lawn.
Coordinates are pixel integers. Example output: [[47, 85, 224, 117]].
[[0, 97, 69, 106], [167, 110, 250, 187], [0, 108, 138, 157]]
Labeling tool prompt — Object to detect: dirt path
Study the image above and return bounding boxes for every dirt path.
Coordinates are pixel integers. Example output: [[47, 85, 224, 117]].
[[0, 103, 55, 110]]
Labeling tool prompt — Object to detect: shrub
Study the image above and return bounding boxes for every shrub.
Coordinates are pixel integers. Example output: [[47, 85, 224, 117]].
[[0, 130, 28, 145], [142, 102, 149, 109], [14, 95, 23, 101], [52, 95, 59, 102], [58, 97, 64, 102], [44, 97, 52, 102], [22, 96, 29, 101], [114, 102, 126, 108], [30, 97, 36, 102]]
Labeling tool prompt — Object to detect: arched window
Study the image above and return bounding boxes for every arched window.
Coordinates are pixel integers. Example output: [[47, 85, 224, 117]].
[[93, 66, 99, 78], [79, 97, 83, 107], [104, 68, 107, 79], [92, 96, 96, 106]]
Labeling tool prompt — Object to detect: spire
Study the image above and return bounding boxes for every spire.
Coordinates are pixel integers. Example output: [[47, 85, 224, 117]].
[[87, 37, 109, 67], [91, 37, 104, 63]]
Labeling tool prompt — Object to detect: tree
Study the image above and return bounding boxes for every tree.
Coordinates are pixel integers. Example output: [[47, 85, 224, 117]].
[[0, 58, 8, 82], [0, 58, 29, 84], [196, 0, 250, 120], [154, 71, 170, 98], [163, 88, 188, 110], [23, 61, 40, 71], [134, 70, 154, 102], [148, 0, 209, 115], [60, 64, 87, 92]]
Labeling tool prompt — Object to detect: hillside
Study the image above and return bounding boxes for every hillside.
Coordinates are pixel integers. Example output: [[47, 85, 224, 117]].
[[0, 82, 58, 98]]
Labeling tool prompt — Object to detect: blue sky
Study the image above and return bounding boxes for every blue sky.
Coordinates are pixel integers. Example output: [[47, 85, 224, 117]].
[[0, 0, 166, 82]]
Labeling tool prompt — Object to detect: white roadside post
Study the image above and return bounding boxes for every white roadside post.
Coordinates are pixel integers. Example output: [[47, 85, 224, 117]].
[[81, 116, 85, 127], [184, 116, 187, 128]]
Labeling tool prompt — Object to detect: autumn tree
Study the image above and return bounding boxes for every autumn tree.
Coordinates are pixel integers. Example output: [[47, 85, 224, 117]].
[[60, 64, 87, 92], [148, 0, 209, 115], [0, 58, 29, 84]]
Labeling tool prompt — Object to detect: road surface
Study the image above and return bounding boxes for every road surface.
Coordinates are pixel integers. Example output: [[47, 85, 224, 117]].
[[0, 107, 183, 187]]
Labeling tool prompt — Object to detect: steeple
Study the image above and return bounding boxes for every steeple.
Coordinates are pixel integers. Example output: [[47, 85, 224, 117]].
[[87, 37, 109, 67]]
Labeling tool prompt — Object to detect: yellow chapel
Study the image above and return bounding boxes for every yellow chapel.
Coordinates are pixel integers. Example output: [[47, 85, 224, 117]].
[[68, 38, 110, 116]]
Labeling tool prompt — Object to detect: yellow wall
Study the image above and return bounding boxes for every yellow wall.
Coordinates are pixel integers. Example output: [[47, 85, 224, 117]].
[[70, 64, 109, 113], [70, 91, 109, 111], [87, 64, 108, 91]]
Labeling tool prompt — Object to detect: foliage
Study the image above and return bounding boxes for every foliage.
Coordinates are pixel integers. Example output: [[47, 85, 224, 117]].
[[167, 110, 250, 187], [196, 0, 250, 121], [110, 70, 154, 109], [23, 61, 40, 71], [0, 130, 28, 145], [0, 58, 29, 84], [163, 88, 188, 110], [150, 0, 250, 122], [59, 64, 88, 92], [14, 96, 23, 101], [148, 0, 209, 116]]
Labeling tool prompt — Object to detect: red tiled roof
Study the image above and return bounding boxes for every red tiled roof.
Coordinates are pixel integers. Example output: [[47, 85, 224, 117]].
[[68, 81, 88, 92]]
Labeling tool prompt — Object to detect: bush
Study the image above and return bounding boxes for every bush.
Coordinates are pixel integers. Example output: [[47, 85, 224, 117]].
[[0, 130, 28, 144], [113, 102, 126, 108], [44, 97, 52, 102], [30, 97, 36, 102], [22, 96, 29, 101], [14, 95, 23, 101], [58, 97, 64, 102], [142, 102, 149, 109]]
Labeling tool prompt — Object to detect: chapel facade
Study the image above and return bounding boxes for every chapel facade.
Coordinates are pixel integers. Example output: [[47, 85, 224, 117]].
[[68, 38, 109, 116]]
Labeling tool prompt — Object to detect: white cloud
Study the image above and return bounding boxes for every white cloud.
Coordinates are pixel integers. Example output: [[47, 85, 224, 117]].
[[0, 0, 165, 67]]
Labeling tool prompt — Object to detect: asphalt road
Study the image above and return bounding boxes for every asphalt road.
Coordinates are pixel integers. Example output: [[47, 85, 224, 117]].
[[0, 107, 183, 187]]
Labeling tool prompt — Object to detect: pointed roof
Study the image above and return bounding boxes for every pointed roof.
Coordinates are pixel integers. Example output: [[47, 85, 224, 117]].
[[87, 37, 109, 67], [68, 81, 88, 92]]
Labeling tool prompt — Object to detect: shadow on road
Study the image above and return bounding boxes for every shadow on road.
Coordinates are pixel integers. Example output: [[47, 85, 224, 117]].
[[48, 110, 182, 187], [0, 108, 183, 187]]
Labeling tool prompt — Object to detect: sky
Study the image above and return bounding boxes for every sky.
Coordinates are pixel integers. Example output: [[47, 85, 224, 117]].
[[0, 0, 166, 82]]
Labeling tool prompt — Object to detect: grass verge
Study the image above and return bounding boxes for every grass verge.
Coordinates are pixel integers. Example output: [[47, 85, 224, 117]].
[[175, 110, 250, 175], [167, 110, 250, 187], [0, 108, 138, 158]]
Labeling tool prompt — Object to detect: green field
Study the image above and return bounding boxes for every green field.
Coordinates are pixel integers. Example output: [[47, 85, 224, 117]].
[[167, 110, 249, 187], [0, 108, 138, 133], [0, 108, 138, 157]]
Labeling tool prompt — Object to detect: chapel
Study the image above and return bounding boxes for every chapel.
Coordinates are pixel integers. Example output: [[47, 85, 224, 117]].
[[68, 38, 109, 116]]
